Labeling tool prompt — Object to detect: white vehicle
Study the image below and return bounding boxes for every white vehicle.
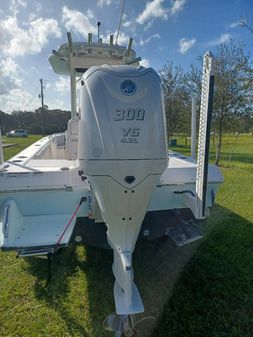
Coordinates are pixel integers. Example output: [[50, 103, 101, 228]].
[[6, 129, 28, 137], [0, 27, 223, 337]]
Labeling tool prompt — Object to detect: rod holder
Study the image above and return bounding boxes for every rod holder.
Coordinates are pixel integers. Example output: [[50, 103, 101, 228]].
[[67, 32, 73, 55], [97, 21, 101, 43], [125, 37, 133, 57], [88, 33, 93, 44], [110, 35, 114, 45]]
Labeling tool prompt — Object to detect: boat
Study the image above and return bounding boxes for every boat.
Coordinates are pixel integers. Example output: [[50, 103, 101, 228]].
[[0, 24, 223, 337]]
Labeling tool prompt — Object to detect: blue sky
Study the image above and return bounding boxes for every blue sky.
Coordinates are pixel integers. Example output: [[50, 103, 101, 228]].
[[0, 0, 252, 113]]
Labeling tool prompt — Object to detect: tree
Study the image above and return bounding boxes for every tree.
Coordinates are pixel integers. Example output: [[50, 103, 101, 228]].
[[187, 40, 253, 165], [240, 17, 253, 34], [0, 111, 18, 134], [160, 62, 191, 137], [0, 109, 71, 135], [212, 40, 253, 165]]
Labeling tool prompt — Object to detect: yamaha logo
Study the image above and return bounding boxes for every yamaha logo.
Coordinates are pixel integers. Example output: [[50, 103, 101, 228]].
[[120, 80, 136, 96]]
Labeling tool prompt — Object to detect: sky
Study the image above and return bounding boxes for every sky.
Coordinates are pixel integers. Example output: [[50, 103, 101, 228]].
[[0, 0, 253, 114]]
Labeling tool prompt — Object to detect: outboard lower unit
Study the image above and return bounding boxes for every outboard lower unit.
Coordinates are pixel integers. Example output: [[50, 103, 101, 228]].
[[78, 65, 167, 315]]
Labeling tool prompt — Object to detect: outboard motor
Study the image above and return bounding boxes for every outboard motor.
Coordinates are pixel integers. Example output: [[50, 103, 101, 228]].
[[78, 65, 167, 315]]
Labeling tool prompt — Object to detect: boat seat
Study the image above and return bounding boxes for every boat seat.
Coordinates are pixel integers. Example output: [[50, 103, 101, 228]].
[[56, 134, 66, 148]]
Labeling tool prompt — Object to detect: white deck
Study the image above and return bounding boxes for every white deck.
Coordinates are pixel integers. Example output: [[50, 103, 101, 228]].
[[0, 134, 81, 191], [1, 213, 74, 247], [0, 135, 223, 191], [163, 151, 223, 185]]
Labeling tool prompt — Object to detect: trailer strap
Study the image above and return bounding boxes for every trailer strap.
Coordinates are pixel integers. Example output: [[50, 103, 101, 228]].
[[55, 196, 86, 250]]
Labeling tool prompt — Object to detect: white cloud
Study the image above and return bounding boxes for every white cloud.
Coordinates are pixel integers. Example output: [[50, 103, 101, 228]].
[[0, 86, 69, 114], [35, 2, 42, 12], [170, 0, 186, 15], [0, 58, 22, 95], [55, 77, 70, 93], [87, 9, 95, 19], [0, 88, 40, 113], [0, 78, 18, 96], [30, 18, 62, 47], [230, 21, 240, 28], [137, 0, 169, 24], [29, 12, 38, 21], [97, 0, 113, 7], [136, 0, 186, 25], [9, 0, 27, 15], [139, 33, 160, 46], [114, 31, 130, 45], [144, 20, 154, 31], [47, 99, 69, 111], [140, 58, 150, 67], [62, 6, 97, 37], [1, 58, 19, 78], [207, 33, 231, 46], [122, 20, 132, 28], [0, 15, 62, 57], [121, 14, 137, 33], [44, 82, 51, 90], [178, 37, 196, 54], [217, 33, 230, 43]]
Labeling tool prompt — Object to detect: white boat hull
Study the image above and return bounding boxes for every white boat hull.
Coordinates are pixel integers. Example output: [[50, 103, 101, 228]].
[[0, 137, 222, 251]]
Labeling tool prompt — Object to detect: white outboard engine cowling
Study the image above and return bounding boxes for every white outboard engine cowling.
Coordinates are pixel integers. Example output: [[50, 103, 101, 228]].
[[78, 65, 167, 315]]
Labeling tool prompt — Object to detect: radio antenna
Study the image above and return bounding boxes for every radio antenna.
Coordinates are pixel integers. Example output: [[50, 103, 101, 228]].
[[115, 0, 125, 45]]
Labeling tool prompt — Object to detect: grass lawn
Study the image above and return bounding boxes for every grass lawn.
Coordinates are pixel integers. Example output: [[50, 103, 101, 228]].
[[153, 134, 253, 337], [2, 135, 42, 160], [0, 134, 252, 337]]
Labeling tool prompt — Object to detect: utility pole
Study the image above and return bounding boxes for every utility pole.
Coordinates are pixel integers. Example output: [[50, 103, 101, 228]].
[[39, 78, 45, 136]]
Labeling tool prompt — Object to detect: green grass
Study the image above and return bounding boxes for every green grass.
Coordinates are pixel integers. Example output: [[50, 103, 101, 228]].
[[2, 135, 42, 160], [0, 134, 252, 337], [153, 134, 253, 337]]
